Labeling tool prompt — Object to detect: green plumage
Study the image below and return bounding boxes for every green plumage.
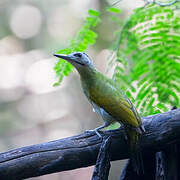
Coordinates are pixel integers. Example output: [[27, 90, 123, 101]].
[[79, 65, 145, 174], [54, 52, 145, 174], [80, 68, 142, 128]]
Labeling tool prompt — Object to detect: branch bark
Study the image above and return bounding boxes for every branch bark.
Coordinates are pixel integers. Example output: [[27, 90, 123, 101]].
[[0, 109, 179, 179]]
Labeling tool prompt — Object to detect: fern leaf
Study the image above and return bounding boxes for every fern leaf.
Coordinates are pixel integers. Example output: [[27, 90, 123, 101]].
[[53, 9, 100, 86], [111, 2, 180, 116]]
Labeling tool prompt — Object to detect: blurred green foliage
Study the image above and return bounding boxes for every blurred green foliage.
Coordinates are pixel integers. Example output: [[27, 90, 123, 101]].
[[53, 9, 100, 86], [54, 3, 180, 116], [112, 2, 180, 116]]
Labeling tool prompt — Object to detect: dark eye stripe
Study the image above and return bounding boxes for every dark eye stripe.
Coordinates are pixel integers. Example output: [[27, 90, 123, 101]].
[[74, 53, 82, 57]]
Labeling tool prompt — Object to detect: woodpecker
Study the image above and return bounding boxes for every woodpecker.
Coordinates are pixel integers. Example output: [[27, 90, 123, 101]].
[[54, 52, 145, 173]]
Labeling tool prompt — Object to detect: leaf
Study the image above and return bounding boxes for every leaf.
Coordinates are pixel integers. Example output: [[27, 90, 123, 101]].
[[157, 103, 168, 112], [88, 9, 100, 17], [53, 82, 60, 87], [53, 9, 100, 86], [110, 2, 180, 116], [107, 7, 122, 14]]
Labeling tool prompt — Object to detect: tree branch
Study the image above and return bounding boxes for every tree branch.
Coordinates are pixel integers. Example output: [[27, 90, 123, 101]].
[[0, 109, 179, 179]]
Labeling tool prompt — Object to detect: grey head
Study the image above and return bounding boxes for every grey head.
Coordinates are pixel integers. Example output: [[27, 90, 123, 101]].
[[54, 52, 94, 69]]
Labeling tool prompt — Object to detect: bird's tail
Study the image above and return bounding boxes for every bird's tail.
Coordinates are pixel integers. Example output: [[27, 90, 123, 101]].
[[125, 125, 145, 174]]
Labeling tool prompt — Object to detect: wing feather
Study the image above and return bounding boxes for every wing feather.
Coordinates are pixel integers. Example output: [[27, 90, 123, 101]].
[[89, 76, 141, 128]]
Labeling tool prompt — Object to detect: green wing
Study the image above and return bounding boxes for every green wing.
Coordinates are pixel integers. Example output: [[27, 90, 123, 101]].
[[89, 74, 142, 128]]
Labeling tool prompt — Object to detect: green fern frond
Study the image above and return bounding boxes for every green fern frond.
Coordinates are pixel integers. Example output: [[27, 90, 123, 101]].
[[112, 2, 180, 116], [53, 9, 100, 86]]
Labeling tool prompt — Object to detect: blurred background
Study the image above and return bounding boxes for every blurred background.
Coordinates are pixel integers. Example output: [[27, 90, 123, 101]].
[[0, 0, 144, 179]]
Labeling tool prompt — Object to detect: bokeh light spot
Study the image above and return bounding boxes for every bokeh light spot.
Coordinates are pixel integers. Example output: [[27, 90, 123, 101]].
[[25, 58, 59, 94], [10, 5, 42, 39]]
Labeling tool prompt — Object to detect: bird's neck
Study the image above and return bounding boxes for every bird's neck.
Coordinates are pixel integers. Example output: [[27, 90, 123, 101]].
[[77, 66, 97, 82]]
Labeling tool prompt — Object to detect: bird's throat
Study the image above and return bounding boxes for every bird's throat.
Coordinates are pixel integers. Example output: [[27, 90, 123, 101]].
[[77, 66, 97, 81]]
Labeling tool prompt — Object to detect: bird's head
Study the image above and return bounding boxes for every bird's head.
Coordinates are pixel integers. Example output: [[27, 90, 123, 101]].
[[54, 52, 94, 70]]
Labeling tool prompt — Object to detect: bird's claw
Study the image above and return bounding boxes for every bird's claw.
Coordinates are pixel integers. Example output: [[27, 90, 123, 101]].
[[85, 129, 102, 139]]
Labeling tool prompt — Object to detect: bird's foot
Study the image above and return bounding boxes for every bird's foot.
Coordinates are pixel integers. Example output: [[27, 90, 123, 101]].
[[85, 129, 102, 139]]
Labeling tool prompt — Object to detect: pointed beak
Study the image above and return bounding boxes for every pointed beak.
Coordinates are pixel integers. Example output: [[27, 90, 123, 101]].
[[53, 54, 72, 61], [54, 53, 85, 66]]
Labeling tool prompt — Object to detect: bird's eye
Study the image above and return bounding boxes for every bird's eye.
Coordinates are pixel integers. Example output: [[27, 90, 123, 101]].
[[74, 53, 82, 58]]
